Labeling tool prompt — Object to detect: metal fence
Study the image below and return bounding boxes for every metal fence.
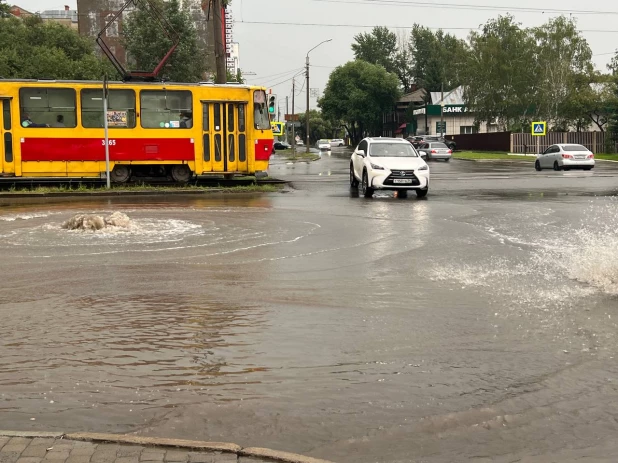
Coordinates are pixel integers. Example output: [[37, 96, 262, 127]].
[[450, 132, 511, 152], [511, 132, 615, 154]]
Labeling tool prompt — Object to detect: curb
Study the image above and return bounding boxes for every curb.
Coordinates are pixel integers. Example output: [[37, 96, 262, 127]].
[[0, 431, 335, 463]]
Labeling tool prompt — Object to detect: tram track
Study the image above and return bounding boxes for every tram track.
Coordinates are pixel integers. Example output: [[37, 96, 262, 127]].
[[0, 176, 287, 191]]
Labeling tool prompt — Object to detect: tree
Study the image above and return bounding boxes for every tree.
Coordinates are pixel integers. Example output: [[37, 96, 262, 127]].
[[297, 110, 341, 144], [123, 0, 206, 82], [533, 16, 594, 130], [408, 25, 468, 133], [319, 60, 401, 145], [463, 15, 539, 131], [352, 26, 413, 93], [0, 0, 10, 18], [0, 16, 112, 80], [226, 68, 244, 84]]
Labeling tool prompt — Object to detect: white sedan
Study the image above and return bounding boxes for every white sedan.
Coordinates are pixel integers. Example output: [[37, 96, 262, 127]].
[[535, 144, 595, 171], [350, 137, 430, 198]]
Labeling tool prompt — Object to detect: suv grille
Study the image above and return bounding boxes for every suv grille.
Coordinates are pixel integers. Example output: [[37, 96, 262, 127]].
[[384, 170, 420, 186]]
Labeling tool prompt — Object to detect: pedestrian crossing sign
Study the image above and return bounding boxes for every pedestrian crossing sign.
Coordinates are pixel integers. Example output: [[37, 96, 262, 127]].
[[271, 121, 285, 136], [532, 121, 546, 136]]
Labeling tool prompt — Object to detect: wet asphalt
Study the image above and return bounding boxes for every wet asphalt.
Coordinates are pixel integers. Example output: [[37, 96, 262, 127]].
[[1, 149, 618, 462]]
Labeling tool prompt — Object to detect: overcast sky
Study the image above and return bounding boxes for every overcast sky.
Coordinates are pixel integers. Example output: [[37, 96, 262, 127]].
[[17, 0, 618, 114]]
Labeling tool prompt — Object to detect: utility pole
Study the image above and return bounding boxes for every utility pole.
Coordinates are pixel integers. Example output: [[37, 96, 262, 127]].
[[292, 79, 296, 157], [305, 56, 310, 154], [305, 39, 332, 154], [440, 82, 444, 137], [213, 0, 226, 84], [285, 96, 289, 144]]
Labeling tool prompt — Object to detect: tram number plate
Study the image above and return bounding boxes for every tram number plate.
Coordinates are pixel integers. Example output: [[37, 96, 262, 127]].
[[102, 139, 117, 146], [393, 179, 412, 184]]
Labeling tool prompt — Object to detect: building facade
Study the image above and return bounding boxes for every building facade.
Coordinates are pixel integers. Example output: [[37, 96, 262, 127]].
[[384, 86, 499, 138], [412, 87, 498, 136]]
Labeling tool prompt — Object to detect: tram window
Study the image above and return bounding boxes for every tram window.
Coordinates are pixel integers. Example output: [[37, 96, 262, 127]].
[[253, 90, 270, 130], [2, 100, 11, 130], [202, 103, 209, 130], [140, 90, 192, 129], [4, 133, 12, 162], [238, 105, 245, 132], [228, 104, 234, 132], [19, 88, 76, 128], [81, 89, 136, 128], [239, 134, 246, 162]]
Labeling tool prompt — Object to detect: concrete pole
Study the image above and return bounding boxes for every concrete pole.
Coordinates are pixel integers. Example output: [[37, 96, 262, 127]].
[[213, 0, 227, 84], [306, 56, 310, 153], [292, 79, 296, 156], [440, 82, 444, 137]]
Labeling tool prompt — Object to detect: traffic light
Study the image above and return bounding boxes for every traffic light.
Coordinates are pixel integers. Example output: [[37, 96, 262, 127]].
[[268, 94, 277, 116]]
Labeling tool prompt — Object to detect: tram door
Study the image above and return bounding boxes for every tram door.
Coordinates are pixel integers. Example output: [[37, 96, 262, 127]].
[[0, 98, 15, 175], [201, 101, 248, 173]]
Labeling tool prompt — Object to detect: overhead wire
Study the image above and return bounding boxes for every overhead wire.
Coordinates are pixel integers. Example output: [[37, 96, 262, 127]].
[[310, 0, 618, 16], [235, 20, 618, 34]]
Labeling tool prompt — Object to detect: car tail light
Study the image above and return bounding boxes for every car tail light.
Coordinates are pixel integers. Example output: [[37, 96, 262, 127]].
[[588, 154, 595, 159], [431, 150, 437, 154], [562, 154, 573, 159], [447, 150, 452, 154]]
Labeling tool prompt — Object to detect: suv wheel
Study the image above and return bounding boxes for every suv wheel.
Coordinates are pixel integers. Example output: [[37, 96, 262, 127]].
[[362, 170, 374, 198], [350, 164, 359, 187]]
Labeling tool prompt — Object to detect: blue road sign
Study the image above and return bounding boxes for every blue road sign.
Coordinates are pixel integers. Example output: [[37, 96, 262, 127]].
[[532, 121, 546, 136]]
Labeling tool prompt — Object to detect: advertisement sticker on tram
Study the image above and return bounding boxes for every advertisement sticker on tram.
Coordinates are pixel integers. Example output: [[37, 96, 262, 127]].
[[107, 110, 128, 127]]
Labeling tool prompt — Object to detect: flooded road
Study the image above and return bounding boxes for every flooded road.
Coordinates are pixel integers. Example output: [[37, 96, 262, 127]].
[[1, 153, 618, 462]]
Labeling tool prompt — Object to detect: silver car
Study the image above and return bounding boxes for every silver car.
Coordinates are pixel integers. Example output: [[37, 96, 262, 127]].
[[417, 142, 452, 161], [535, 144, 595, 171]]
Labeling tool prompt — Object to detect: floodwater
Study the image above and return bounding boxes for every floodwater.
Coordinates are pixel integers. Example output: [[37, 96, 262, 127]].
[[1, 155, 618, 462]]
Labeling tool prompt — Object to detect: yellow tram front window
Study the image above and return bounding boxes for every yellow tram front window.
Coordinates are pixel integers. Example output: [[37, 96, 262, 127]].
[[19, 87, 76, 128], [81, 89, 136, 128], [140, 90, 192, 129]]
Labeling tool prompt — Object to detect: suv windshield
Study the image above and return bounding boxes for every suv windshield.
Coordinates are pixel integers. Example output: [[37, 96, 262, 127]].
[[369, 143, 418, 157]]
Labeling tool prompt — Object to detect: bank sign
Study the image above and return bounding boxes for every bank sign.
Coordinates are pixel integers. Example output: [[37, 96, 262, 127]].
[[413, 105, 471, 116]]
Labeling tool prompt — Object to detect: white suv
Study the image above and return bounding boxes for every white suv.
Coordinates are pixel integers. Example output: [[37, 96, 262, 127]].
[[350, 137, 430, 198]]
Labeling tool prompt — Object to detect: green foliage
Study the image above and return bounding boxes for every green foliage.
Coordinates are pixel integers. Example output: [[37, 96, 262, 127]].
[[0, 0, 10, 18], [296, 109, 342, 143], [409, 25, 468, 94], [352, 27, 414, 92], [607, 75, 618, 151], [464, 15, 595, 131], [123, 0, 206, 82], [226, 68, 244, 84], [319, 60, 401, 145], [463, 15, 538, 131], [533, 16, 593, 129], [0, 16, 111, 80]]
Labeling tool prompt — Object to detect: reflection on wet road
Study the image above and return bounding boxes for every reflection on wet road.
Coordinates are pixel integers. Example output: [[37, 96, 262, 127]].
[[1, 153, 618, 462]]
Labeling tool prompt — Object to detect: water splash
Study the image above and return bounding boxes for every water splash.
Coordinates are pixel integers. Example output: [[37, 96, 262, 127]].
[[62, 212, 132, 231]]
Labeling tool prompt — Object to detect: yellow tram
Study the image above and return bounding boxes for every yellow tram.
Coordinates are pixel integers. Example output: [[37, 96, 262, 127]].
[[0, 80, 274, 183]]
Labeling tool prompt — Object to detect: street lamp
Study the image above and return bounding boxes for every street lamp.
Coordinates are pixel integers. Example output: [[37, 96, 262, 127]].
[[306, 38, 332, 153]]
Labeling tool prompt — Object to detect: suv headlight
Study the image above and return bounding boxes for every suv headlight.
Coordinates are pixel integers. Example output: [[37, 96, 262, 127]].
[[370, 163, 384, 170], [418, 165, 429, 171]]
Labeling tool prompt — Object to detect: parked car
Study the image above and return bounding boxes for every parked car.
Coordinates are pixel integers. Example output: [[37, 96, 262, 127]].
[[417, 142, 452, 161], [408, 135, 456, 151], [317, 139, 331, 150], [330, 138, 345, 147], [350, 137, 430, 198], [535, 144, 595, 171], [274, 141, 291, 150]]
